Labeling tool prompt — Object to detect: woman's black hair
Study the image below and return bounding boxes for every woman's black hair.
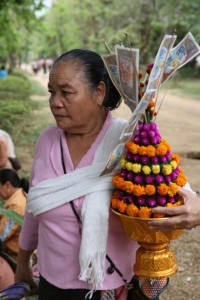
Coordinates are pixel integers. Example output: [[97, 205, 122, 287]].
[[0, 169, 29, 193], [53, 49, 122, 110]]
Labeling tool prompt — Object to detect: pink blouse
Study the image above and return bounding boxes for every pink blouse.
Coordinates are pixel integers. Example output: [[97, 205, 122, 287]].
[[19, 112, 138, 290]]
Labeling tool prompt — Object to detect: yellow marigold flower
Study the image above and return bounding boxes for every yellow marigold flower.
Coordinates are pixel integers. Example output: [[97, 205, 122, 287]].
[[168, 182, 178, 196], [152, 164, 160, 174], [145, 185, 156, 195], [155, 144, 168, 156], [162, 164, 172, 175], [146, 145, 156, 157], [142, 165, 151, 175], [126, 203, 139, 217], [157, 183, 168, 195], [126, 162, 133, 171], [171, 153, 180, 165], [132, 185, 145, 197], [130, 143, 139, 154], [117, 200, 127, 213], [111, 197, 118, 209], [138, 207, 151, 218], [120, 158, 126, 168], [138, 146, 147, 156], [132, 163, 142, 173], [124, 181, 134, 193], [161, 139, 171, 151], [170, 160, 177, 170]]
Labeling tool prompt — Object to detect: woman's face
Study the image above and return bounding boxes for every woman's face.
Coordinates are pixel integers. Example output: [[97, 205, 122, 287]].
[[48, 61, 105, 134], [0, 182, 9, 199]]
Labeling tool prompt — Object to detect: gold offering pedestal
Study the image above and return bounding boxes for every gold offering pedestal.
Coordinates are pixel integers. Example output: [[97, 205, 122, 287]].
[[112, 210, 182, 278]]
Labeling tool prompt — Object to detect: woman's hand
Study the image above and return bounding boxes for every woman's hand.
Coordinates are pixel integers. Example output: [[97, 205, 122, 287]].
[[148, 187, 200, 231]]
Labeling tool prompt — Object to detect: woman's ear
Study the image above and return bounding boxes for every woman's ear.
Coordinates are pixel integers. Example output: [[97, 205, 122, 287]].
[[96, 81, 106, 106]]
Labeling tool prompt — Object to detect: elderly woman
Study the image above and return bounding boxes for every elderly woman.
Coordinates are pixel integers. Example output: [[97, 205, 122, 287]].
[[15, 49, 167, 300]]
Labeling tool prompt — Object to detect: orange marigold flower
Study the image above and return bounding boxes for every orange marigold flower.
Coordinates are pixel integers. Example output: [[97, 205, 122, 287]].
[[138, 146, 147, 156], [145, 185, 156, 195], [171, 153, 180, 165], [155, 144, 168, 156], [126, 203, 139, 217], [161, 139, 171, 151], [139, 82, 145, 88], [126, 141, 133, 150], [132, 185, 145, 197], [124, 181, 134, 193], [112, 173, 120, 185], [111, 198, 118, 209], [168, 182, 178, 196], [146, 145, 156, 157], [117, 200, 127, 213], [157, 183, 168, 195], [175, 174, 187, 187], [130, 143, 139, 154], [138, 207, 151, 218]]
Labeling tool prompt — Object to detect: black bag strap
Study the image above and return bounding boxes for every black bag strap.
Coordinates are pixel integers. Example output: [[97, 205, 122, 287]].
[[59, 135, 128, 284]]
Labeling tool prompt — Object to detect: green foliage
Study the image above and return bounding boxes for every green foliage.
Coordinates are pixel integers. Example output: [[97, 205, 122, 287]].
[[0, 207, 23, 226], [0, 75, 31, 100], [0, 100, 30, 133]]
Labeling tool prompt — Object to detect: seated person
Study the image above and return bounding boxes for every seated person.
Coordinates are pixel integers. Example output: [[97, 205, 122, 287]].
[[0, 130, 21, 170], [0, 169, 28, 261]]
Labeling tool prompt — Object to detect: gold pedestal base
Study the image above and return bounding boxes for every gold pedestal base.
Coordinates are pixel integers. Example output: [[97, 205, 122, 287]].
[[112, 210, 182, 278]]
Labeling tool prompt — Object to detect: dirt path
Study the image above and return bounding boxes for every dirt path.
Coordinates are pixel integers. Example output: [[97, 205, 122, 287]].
[[32, 71, 200, 299]]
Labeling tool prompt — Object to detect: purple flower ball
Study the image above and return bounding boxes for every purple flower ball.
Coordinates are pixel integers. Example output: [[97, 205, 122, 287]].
[[143, 123, 150, 131], [134, 136, 141, 144], [170, 171, 177, 181], [126, 151, 133, 160], [145, 175, 154, 184], [132, 154, 140, 162], [140, 131, 147, 138], [165, 175, 171, 183], [142, 138, 149, 146], [138, 123, 144, 131], [150, 137, 158, 145], [160, 156, 167, 163], [148, 130, 155, 138], [151, 156, 159, 164], [127, 195, 134, 203], [150, 123, 157, 130], [120, 169, 127, 178], [157, 196, 167, 206], [155, 135, 161, 143], [166, 151, 171, 160], [155, 175, 164, 183], [127, 172, 134, 181], [118, 191, 124, 199], [138, 196, 146, 205], [141, 155, 149, 164], [148, 197, 157, 207], [168, 197, 175, 204], [135, 175, 143, 184]]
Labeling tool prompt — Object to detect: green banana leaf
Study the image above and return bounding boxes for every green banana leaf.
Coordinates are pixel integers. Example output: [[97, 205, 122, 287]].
[[0, 207, 23, 226]]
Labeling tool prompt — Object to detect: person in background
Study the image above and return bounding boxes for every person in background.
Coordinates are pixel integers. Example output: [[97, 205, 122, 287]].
[[0, 130, 21, 171], [32, 60, 39, 75], [15, 49, 168, 300], [0, 169, 29, 261], [0, 66, 8, 79]]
